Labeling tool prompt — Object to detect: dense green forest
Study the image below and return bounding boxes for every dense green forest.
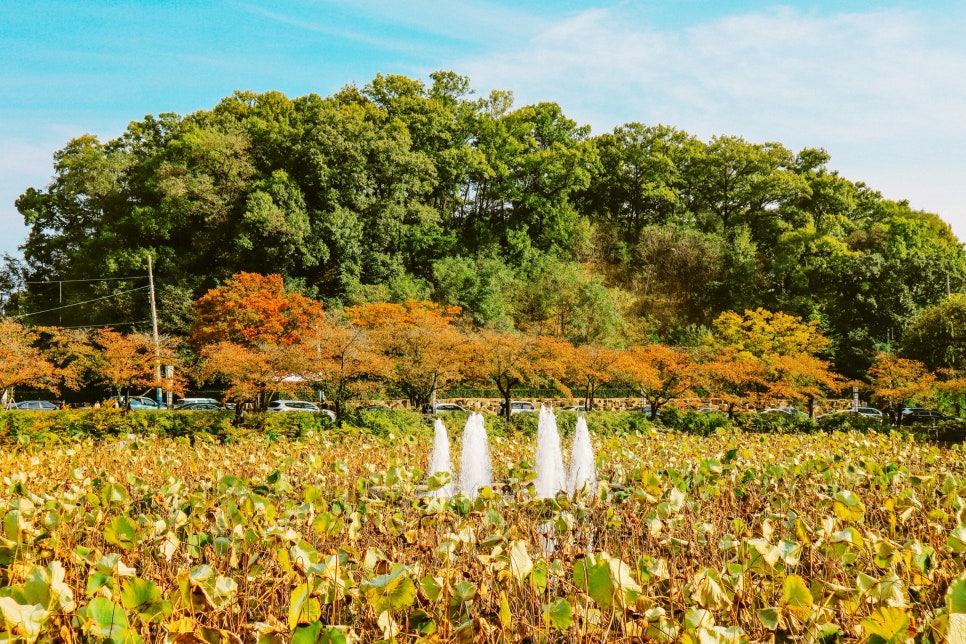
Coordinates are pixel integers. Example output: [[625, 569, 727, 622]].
[[4, 71, 965, 379]]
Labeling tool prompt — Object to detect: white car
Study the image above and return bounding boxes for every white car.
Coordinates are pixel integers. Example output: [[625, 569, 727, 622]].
[[267, 400, 336, 421]]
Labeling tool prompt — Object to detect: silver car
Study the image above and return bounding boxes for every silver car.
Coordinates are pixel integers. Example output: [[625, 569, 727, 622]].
[[9, 400, 60, 411], [267, 400, 335, 421]]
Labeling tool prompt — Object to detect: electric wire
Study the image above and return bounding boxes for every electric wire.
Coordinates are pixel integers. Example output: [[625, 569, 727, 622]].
[[23, 275, 147, 284], [56, 320, 152, 330], [9, 285, 152, 319]]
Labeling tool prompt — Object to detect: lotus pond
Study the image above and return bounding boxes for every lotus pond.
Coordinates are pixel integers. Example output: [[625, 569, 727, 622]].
[[2, 419, 966, 642]]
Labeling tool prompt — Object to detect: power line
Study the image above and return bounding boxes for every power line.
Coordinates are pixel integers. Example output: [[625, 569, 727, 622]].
[[57, 320, 152, 330], [10, 285, 152, 319], [23, 275, 147, 284]]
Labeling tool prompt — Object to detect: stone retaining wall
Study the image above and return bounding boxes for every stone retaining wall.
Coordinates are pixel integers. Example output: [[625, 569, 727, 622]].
[[382, 397, 858, 416]]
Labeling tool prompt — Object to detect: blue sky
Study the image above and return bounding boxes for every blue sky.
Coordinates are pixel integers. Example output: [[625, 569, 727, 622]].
[[3, 1, 965, 260]]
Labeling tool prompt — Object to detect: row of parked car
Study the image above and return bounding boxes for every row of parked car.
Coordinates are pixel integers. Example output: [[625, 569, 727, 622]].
[[2, 396, 336, 421], [761, 405, 958, 426], [5, 396, 959, 428]]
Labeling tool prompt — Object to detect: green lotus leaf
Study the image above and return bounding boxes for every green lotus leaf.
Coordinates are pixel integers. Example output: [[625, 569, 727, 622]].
[[364, 564, 416, 614], [757, 607, 779, 631], [23, 561, 75, 613], [544, 597, 573, 631], [291, 621, 322, 644], [104, 515, 139, 551], [575, 556, 615, 609], [948, 526, 966, 553], [449, 580, 477, 608], [782, 574, 813, 623], [79, 596, 130, 642], [289, 583, 322, 629], [860, 606, 911, 643], [120, 577, 161, 610], [98, 482, 130, 507], [948, 574, 966, 614], [420, 575, 443, 603]]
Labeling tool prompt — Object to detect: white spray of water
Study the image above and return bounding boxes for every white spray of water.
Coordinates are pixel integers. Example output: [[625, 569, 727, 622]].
[[458, 413, 492, 498], [426, 418, 454, 497], [567, 415, 597, 496], [534, 405, 566, 499]]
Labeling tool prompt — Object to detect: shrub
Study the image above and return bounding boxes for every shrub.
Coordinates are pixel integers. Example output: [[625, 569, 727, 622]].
[[661, 409, 733, 436], [816, 412, 893, 434], [735, 411, 815, 434]]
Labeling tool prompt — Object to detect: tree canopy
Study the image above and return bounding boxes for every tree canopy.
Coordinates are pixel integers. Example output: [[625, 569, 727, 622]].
[[7, 71, 966, 379]]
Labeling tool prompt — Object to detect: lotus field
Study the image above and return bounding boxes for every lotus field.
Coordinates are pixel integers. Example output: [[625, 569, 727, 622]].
[[2, 418, 966, 642]]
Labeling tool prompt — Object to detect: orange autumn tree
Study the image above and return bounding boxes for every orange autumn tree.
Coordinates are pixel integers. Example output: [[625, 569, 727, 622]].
[[464, 330, 544, 421], [698, 348, 769, 417], [36, 326, 95, 395], [295, 310, 392, 420], [0, 319, 59, 405], [551, 341, 616, 411], [198, 341, 306, 415], [767, 353, 849, 417], [88, 328, 185, 404], [190, 272, 322, 348], [613, 344, 696, 419], [868, 353, 936, 423], [346, 300, 467, 409]]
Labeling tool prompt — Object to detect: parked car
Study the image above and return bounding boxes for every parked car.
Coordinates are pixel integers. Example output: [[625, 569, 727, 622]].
[[761, 407, 808, 418], [357, 404, 392, 412], [559, 404, 587, 412], [819, 407, 886, 421], [105, 396, 166, 410], [172, 397, 221, 410], [8, 400, 60, 411], [497, 400, 537, 415], [900, 407, 955, 426], [178, 402, 225, 411], [266, 399, 336, 421], [425, 402, 468, 414]]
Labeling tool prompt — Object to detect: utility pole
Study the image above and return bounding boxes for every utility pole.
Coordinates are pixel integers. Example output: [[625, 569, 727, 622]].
[[148, 256, 162, 406]]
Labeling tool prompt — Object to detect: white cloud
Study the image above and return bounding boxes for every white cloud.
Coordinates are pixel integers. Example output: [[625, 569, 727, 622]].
[[455, 4, 966, 239]]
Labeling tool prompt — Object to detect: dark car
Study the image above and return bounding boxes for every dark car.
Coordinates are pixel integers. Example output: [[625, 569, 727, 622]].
[[105, 396, 166, 410], [357, 404, 392, 412], [172, 397, 221, 410], [900, 408, 955, 426], [9, 400, 60, 411], [178, 402, 225, 411]]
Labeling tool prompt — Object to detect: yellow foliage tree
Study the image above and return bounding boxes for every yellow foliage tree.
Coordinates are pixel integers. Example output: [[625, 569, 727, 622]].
[[706, 309, 840, 414]]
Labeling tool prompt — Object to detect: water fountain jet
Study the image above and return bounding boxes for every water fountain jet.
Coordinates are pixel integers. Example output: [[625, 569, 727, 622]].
[[567, 415, 597, 496], [458, 413, 492, 498], [426, 418, 454, 497], [534, 405, 566, 498]]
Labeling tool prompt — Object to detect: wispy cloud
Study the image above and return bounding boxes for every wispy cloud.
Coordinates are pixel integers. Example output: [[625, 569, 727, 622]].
[[456, 5, 966, 233], [460, 6, 966, 141]]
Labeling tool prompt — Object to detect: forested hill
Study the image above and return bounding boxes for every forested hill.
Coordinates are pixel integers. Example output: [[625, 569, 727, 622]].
[[8, 71, 966, 378]]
